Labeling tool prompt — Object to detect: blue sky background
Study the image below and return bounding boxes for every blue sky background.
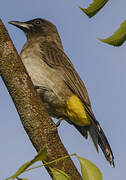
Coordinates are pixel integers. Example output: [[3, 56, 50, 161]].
[[0, 0, 126, 179]]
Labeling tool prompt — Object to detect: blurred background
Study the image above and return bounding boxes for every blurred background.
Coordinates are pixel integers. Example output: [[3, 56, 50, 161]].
[[0, 0, 126, 179]]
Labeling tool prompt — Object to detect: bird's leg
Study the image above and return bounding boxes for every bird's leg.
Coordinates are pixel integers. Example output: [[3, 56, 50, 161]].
[[56, 118, 64, 127], [34, 85, 40, 90]]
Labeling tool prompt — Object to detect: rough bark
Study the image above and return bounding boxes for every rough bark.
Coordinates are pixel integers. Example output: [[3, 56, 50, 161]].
[[0, 19, 82, 179]]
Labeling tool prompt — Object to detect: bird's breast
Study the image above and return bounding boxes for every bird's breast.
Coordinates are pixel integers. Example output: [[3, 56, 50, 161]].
[[20, 46, 71, 118], [20, 46, 63, 90]]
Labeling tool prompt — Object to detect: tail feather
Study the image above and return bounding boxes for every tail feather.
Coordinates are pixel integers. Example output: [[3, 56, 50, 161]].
[[73, 121, 114, 166], [88, 127, 99, 152], [74, 125, 88, 139]]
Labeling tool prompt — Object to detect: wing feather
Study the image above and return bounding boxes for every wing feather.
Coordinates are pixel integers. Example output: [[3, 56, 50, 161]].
[[40, 41, 96, 121]]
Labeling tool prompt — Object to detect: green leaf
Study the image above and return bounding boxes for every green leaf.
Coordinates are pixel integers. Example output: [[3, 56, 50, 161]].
[[16, 178, 28, 180], [50, 167, 71, 180], [79, 0, 108, 18], [77, 156, 102, 180], [30, 147, 47, 163], [6, 162, 31, 180], [98, 20, 126, 46], [6, 148, 47, 180]]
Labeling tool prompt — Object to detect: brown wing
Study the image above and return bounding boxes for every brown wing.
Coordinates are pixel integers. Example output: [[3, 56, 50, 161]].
[[39, 42, 115, 165], [40, 41, 96, 121]]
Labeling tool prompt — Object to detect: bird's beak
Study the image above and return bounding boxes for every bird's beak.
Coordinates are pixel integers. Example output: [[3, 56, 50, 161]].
[[8, 21, 33, 30]]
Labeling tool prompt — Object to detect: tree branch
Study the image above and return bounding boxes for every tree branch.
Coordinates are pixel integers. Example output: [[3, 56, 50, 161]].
[[0, 19, 82, 179]]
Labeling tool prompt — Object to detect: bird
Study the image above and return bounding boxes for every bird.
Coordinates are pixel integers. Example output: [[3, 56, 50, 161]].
[[9, 18, 114, 166]]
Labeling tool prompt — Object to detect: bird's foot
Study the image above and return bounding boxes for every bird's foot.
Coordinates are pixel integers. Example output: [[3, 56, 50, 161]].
[[34, 85, 40, 90], [56, 118, 63, 127]]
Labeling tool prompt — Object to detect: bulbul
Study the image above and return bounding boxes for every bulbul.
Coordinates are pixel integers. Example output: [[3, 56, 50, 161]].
[[9, 18, 114, 166]]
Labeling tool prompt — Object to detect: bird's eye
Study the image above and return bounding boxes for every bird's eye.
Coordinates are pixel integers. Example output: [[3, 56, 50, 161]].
[[34, 19, 42, 25]]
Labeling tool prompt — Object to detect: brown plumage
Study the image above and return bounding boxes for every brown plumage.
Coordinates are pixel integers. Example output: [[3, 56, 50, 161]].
[[9, 18, 114, 166]]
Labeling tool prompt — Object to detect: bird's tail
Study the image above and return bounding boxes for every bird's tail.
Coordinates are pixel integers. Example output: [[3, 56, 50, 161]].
[[73, 120, 114, 166]]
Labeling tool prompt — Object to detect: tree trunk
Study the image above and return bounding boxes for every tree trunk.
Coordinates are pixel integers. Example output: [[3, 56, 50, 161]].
[[0, 19, 82, 180]]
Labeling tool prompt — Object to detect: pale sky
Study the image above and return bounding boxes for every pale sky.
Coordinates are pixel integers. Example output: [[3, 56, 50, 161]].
[[0, 0, 126, 179]]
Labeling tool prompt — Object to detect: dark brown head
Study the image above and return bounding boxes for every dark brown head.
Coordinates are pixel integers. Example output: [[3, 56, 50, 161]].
[[9, 18, 63, 49], [9, 18, 58, 39]]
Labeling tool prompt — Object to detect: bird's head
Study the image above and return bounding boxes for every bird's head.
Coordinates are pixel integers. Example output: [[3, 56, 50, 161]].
[[9, 18, 58, 39]]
